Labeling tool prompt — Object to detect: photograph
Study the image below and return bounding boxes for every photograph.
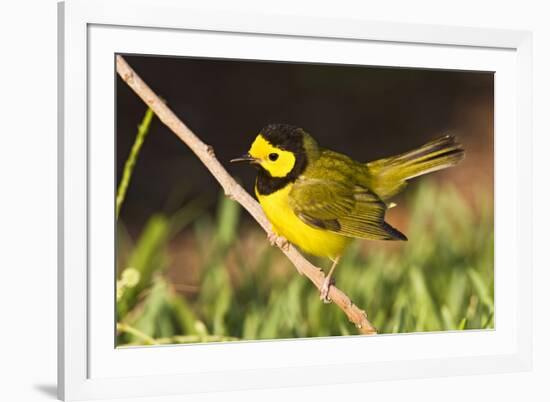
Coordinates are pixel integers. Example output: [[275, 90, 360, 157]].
[[3, 0, 541, 400], [115, 54, 494, 347]]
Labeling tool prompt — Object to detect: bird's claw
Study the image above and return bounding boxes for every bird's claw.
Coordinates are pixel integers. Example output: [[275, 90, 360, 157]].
[[267, 232, 290, 251], [320, 275, 335, 303]]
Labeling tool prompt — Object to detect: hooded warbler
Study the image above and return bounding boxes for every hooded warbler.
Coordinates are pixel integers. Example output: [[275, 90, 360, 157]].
[[232, 124, 465, 301]]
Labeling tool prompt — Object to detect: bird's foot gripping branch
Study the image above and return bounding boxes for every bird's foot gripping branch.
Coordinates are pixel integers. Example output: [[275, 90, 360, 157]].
[[115, 55, 377, 335], [267, 232, 291, 252]]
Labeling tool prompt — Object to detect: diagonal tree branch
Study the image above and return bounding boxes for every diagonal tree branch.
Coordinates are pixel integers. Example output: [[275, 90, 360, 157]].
[[116, 55, 377, 335]]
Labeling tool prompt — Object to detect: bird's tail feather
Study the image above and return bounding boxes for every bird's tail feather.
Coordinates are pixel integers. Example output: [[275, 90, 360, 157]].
[[367, 135, 465, 200]]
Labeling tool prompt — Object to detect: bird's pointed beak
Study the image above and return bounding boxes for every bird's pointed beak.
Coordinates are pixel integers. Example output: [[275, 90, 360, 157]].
[[230, 153, 258, 163]]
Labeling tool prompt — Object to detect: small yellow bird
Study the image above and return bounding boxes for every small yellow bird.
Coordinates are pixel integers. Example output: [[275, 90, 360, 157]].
[[232, 124, 464, 301]]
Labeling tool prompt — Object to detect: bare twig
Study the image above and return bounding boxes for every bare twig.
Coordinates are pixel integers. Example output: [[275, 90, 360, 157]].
[[116, 55, 377, 335]]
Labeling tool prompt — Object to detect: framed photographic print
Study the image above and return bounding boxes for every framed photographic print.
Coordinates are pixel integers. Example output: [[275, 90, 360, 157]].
[[58, 0, 533, 400]]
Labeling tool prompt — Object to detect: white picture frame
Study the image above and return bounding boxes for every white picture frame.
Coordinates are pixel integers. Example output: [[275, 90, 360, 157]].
[[58, 0, 533, 400]]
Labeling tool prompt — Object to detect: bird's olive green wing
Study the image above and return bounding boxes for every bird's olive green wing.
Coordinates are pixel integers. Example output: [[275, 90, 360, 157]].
[[288, 177, 407, 241]]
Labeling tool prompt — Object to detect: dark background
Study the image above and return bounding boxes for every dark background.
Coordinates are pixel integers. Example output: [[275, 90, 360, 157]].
[[116, 55, 493, 229]]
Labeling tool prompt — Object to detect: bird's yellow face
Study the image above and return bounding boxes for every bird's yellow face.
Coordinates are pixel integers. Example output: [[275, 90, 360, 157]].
[[248, 134, 297, 178]]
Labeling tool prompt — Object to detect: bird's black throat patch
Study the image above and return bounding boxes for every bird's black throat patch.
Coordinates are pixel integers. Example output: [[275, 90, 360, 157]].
[[255, 124, 308, 195]]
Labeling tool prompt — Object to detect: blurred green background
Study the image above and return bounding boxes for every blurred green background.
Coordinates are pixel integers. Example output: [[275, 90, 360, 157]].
[[116, 55, 494, 346]]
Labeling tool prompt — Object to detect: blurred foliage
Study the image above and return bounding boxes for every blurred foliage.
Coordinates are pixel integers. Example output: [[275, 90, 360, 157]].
[[116, 107, 493, 346], [116, 182, 494, 346]]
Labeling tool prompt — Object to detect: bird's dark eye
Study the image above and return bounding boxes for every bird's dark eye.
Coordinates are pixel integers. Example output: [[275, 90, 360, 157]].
[[268, 153, 279, 161]]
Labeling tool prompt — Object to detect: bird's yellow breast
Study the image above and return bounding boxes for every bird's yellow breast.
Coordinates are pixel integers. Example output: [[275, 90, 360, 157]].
[[255, 183, 351, 259]]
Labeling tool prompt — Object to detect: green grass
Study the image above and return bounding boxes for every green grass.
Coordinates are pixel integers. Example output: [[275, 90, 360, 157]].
[[116, 107, 154, 219], [116, 182, 494, 346], [116, 108, 493, 346]]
